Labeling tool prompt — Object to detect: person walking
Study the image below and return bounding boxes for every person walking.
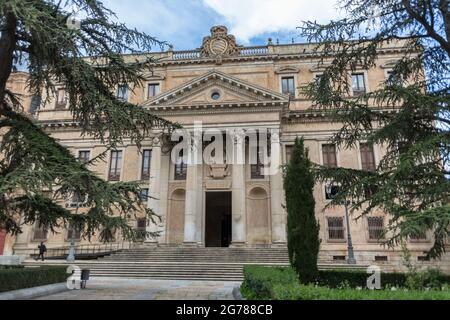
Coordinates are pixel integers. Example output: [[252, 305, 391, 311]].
[[36, 242, 47, 261]]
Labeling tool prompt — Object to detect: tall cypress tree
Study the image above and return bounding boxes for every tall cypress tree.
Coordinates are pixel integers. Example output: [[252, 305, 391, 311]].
[[284, 137, 320, 284]]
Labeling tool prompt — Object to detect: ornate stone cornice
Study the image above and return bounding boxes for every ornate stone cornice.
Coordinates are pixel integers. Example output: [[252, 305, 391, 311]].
[[283, 107, 401, 124]]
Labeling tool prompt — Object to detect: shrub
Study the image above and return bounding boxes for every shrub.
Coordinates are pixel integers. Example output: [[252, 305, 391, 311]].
[[241, 266, 297, 299], [0, 266, 67, 293], [242, 266, 450, 300], [271, 284, 450, 300]]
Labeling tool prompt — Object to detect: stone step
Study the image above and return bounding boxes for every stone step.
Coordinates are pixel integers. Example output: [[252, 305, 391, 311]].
[[24, 248, 294, 281]]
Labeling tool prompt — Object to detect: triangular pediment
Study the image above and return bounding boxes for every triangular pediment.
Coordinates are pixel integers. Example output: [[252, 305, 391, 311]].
[[143, 70, 289, 109]]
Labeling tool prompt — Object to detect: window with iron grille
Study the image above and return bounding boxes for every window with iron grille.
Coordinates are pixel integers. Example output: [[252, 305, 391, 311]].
[[322, 144, 337, 167], [325, 184, 341, 200], [281, 77, 296, 97], [139, 188, 149, 201], [360, 143, 376, 171], [136, 218, 147, 231], [109, 150, 122, 181], [251, 161, 265, 179], [55, 88, 67, 109], [69, 192, 87, 207], [250, 138, 267, 179], [352, 73, 366, 96], [285, 145, 293, 164], [33, 223, 48, 241], [78, 151, 90, 165], [29, 95, 41, 115], [148, 83, 160, 98], [117, 84, 128, 101], [386, 70, 403, 86], [367, 217, 384, 240], [333, 255, 346, 261], [141, 150, 152, 180], [410, 231, 428, 241], [327, 217, 345, 240], [174, 149, 187, 181], [67, 223, 81, 241], [375, 256, 388, 262]]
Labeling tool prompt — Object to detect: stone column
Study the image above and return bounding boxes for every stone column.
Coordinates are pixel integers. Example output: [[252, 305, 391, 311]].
[[231, 130, 246, 246], [157, 151, 170, 245], [146, 137, 162, 245], [269, 130, 287, 246], [183, 133, 203, 246]]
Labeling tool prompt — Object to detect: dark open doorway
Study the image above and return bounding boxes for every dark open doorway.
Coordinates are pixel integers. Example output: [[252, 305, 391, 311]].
[[205, 192, 232, 247]]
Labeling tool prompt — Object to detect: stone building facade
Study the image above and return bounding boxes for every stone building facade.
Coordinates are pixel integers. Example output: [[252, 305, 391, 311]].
[[5, 26, 449, 271]]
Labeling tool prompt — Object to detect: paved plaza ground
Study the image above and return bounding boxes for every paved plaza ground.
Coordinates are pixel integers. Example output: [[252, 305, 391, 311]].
[[35, 278, 241, 300]]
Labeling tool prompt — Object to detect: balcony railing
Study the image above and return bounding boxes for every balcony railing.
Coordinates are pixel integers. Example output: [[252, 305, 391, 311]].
[[171, 45, 269, 60], [239, 46, 269, 56], [172, 50, 202, 60]]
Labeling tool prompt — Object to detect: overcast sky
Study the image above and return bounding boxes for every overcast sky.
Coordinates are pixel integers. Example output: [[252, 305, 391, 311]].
[[102, 0, 341, 51]]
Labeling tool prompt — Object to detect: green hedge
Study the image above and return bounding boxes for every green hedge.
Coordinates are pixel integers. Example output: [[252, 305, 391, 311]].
[[0, 266, 67, 293], [242, 266, 450, 300], [272, 283, 450, 300], [242, 266, 298, 299]]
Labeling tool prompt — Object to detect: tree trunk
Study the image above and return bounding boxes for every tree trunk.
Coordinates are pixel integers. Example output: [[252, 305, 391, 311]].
[[0, 10, 17, 113]]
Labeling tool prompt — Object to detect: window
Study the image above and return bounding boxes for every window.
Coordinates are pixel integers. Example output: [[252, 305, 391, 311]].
[[285, 145, 293, 164], [70, 192, 87, 207], [360, 143, 376, 171], [281, 77, 296, 97], [333, 255, 346, 261], [67, 223, 81, 241], [55, 88, 67, 109], [367, 217, 384, 241], [410, 231, 428, 241], [78, 151, 91, 165], [211, 91, 221, 101], [141, 150, 152, 180], [322, 144, 337, 167], [148, 83, 160, 98], [251, 141, 265, 179], [29, 95, 41, 115], [139, 188, 149, 202], [33, 223, 47, 241], [327, 217, 345, 240], [117, 84, 128, 101], [386, 70, 403, 86], [251, 161, 265, 179], [174, 150, 187, 181], [325, 184, 340, 200], [375, 256, 388, 262], [136, 218, 147, 232], [352, 73, 366, 96], [109, 150, 122, 181]]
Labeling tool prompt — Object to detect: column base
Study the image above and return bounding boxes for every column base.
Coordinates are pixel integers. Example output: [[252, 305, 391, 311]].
[[143, 240, 159, 248], [182, 242, 202, 248], [271, 241, 287, 248], [230, 241, 246, 248]]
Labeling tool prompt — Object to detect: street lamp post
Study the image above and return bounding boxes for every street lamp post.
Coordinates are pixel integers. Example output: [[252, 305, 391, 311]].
[[326, 184, 356, 265], [343, 197, 356, 264], [67, 238, 76, 263]]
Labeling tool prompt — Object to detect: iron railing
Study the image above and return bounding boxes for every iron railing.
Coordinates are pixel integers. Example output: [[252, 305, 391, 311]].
[[31, 242, 132, 260]]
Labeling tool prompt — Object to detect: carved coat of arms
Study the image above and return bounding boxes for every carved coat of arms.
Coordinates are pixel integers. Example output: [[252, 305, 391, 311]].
[[201, 26, 240, 58]]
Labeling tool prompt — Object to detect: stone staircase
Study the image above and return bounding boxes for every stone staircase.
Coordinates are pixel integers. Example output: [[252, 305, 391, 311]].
[[25, 247, 291, 281]]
